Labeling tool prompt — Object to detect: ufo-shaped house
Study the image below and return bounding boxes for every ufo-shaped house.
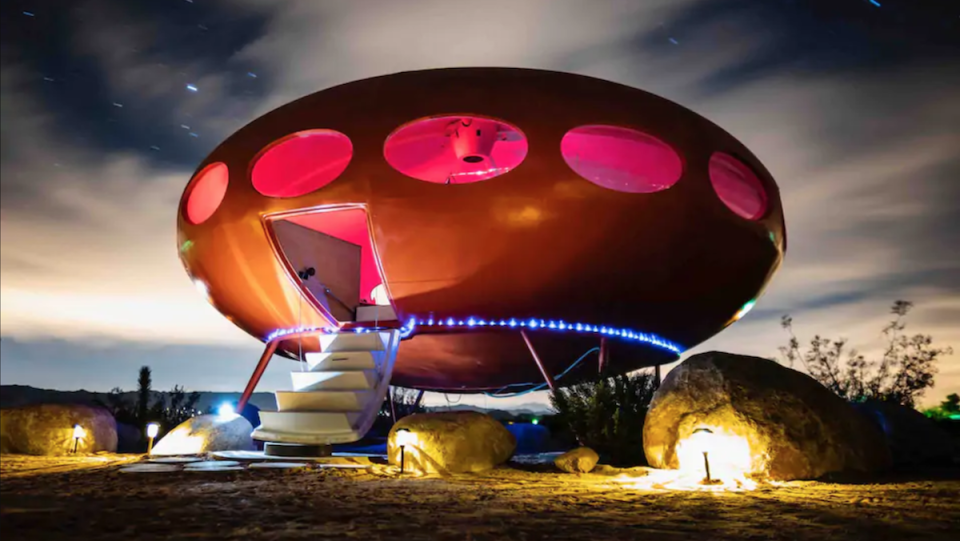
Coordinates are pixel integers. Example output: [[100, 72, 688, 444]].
[[178, 68, 785, 447]]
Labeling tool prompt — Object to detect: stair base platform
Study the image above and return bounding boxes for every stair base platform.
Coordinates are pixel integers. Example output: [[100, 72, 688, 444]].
[[264, 442, 332, 458]]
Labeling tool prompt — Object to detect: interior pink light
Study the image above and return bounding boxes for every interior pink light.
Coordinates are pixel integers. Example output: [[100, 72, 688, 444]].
[[384, 115, 527, 184], [285, 208, 383, 304], [561, 125, 683, 193], [185, 162, 229, 225], [709, 152, 767, 220], [252, 130, 353, 198]]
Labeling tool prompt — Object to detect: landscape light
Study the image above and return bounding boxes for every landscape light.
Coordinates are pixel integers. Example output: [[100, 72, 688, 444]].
[[146, 423, 160, 454], [72, 424, 84, 453], [217, 403, 236, 418], [689, 427, 715, 483], [531, 418, 539, 425], [395, 428, 415, 474]]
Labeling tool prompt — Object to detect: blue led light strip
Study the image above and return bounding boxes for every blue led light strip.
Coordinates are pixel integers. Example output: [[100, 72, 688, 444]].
[[266, 315, 682, 355]]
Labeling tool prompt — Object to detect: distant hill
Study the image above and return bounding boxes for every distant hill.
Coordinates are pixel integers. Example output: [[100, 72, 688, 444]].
[[0, 385, 555, 416], [0, 385, 277, 412]]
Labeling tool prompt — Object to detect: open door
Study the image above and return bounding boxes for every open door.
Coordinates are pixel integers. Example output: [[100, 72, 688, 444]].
[[272, 219, 362, 322]]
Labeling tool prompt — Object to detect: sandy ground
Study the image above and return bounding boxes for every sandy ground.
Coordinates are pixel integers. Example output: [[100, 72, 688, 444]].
[[1, 454, 958, 541]]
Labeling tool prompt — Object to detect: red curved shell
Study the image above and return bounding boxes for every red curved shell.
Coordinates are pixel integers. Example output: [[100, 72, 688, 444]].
[[177, 68, 786, 392]]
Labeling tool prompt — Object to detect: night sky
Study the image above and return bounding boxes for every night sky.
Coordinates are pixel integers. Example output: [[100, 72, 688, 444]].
[[1, 0, 958, 408]]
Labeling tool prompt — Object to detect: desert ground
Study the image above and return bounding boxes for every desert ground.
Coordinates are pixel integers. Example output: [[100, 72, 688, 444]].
[[1, 454, 958, 541]]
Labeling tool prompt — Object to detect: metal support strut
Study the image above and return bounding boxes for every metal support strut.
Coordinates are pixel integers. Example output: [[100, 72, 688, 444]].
[[520, 330, 557, 392], [598, 337, 608, 375], [238, 340, 279, 412]]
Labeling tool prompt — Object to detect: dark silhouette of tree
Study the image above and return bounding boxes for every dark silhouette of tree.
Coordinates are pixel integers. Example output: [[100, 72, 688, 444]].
[[923, 393, 960, 420], [377, 387, 426, 421], [550, 371, 657, 466], [136, 366, 152, 426], [778, 301, 952, 407], [151, 385, 202, 429], [94, 367, 201, 445]]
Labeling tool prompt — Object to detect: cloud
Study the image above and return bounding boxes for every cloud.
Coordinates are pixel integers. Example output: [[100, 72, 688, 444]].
[[1, 0, 957, 404]]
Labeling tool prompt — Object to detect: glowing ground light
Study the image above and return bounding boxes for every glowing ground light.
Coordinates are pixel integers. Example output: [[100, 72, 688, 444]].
[[72, 424, 84, 453], [146, 423, 160, 454], [395, 428, 415, 474], [266, 315, 683, 355]]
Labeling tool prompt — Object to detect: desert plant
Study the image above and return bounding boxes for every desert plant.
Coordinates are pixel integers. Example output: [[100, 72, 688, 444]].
[[378, 386, 426, 421], [136, 366, 152, 425], [150, 385, 202, 429], [778, 300, 952, 407], [923, 393, 960, 420], [550, 371, 657, 466], [94, 367, 200, 441]]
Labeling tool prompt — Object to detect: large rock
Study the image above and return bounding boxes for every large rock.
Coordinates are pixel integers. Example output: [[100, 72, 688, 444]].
[[554, 447, 600, 473], [388, 411, 516, 474], [854, 400, 956, 467], [644, 352, 891, 481], [151, 414, 254, 456], [0, 404, 118, 455]]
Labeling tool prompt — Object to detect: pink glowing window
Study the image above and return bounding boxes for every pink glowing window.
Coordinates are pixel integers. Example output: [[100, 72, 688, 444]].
[[709, 152, 767, 220], [252, 130, 353, 198], [384, 115, 527, 184], [185, 162, 229, 225], [561, 125, 683, 193]]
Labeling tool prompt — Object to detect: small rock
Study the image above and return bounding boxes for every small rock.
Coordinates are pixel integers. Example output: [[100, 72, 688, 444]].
[[554, 447, 600, 473]]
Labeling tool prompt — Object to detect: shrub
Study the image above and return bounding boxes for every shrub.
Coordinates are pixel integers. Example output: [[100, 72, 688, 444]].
[[550, 371, 657, 466]]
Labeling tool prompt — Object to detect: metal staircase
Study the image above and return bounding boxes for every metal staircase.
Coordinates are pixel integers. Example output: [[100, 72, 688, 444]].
[[253, 329, 400, 445]]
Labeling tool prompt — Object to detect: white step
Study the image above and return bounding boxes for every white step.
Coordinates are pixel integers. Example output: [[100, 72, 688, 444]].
[[258, 411, 361, 434], [318, 332, 390, 352], [275, 390, 373, 412], [305, 351, 380, 371], [290, 370, 375, 391]]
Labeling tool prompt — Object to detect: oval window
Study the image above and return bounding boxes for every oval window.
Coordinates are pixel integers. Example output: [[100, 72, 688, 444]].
[[384, 115, 527, 184], [561, 125, 682, 193], [709, 152, 767, 220], [252, 130, 353, 198], [185, 162, 229, 225]]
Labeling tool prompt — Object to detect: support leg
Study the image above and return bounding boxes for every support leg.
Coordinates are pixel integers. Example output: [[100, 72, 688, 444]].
[[413, 389, 425, 411], [521, 330, 583, 444], [388, 387, 398, 424], [598, 337, 608, 375], [238, 340, 279, 412], [520, 330, 557, 392]]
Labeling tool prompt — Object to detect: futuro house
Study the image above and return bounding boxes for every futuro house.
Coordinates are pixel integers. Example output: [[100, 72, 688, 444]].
[[177, 68, 785, 447]]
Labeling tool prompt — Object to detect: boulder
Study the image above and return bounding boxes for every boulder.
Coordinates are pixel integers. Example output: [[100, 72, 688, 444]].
[[0, 404, 117, 456], [554, 447, 600, 473], [854, 400, 956, 467], [388, 411, 516, 474], [643, 352, 891, 481], [151, 414, 254, 456]]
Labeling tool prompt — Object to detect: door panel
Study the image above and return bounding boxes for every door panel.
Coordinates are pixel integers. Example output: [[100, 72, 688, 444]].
[[273, 219, 362, 322]]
